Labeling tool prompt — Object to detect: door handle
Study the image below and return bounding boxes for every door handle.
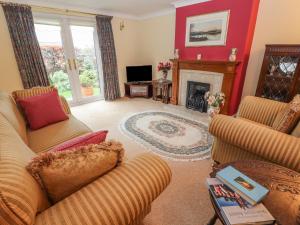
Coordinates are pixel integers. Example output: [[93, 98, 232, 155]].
[[73, 59, 77, 70], [67, 59, 72, 70]]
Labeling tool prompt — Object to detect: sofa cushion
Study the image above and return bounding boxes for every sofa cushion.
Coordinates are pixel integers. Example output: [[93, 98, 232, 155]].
[[272, 95, 300, 133], [52, 130, 108, 152], [0, 114, 49, 225], [27, 141, 124, 203], [0, 92, 28, 144], [18, 90, 69, 130], [27, 115, 91, 153], [12, 86, 70, 115]]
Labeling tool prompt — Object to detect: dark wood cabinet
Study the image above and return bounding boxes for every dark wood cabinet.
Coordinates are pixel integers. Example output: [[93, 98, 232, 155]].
[[255, 44, 300, 102], [124, 82, 152, 98]]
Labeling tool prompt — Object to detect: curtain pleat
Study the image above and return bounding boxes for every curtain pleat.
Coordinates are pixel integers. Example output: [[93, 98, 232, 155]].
[[2, 3, 50, 89], [96, 15, 121, 101]]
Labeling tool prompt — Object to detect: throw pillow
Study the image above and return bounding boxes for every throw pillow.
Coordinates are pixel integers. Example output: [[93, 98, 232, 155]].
[[17, 90, 69, 130], [272, 95, 300, 133], [52, 130, 109, 151], [12, 86, 69, 114], [26, 141, 124, 203]]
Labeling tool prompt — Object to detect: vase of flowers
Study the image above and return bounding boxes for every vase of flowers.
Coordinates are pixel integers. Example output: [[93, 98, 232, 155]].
[[205, 92, 225, 118], [157, 61, 172, 80]]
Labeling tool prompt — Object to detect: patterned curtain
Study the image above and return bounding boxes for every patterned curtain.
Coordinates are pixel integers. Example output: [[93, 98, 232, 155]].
[[2, 3, 50, 88], [96, 15, 120, 101]]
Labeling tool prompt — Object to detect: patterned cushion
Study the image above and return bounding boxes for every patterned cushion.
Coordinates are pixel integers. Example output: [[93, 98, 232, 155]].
[[12, 86, 70, 114], [272, 95, 300, 133], [26, 141, 124, 203]]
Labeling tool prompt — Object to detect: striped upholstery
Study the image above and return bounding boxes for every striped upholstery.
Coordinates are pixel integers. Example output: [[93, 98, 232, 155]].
[[27, 115, 91, 153], [209, 114, 300, 172], [12, 86, 71, 114], [35, 153, 172, 225], [237, 96, 287, 126], [0, 114, 49, 225], [0, 92, 28, 144]]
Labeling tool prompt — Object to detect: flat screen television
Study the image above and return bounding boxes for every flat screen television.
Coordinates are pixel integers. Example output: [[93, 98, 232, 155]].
[[126, 65, 152, 82]]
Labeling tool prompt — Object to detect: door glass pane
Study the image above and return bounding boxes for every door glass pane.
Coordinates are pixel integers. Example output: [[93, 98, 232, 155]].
[[70, 25, 101, 98], [35, 24, 73, 101]]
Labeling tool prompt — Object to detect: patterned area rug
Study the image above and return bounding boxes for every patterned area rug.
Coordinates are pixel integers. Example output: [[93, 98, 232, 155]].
[[120, 111, 212, 161]]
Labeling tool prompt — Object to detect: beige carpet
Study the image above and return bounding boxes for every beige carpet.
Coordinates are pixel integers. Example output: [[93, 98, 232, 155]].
[[72, 98, 221, 225]]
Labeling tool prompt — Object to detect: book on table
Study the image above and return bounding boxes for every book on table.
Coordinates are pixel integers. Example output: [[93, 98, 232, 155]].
[[216, 166, 269, 205], [207, 178, 275, 225]]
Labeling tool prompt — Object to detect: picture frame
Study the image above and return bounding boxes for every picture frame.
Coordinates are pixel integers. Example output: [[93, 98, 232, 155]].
[[185, 10, 230, 47]]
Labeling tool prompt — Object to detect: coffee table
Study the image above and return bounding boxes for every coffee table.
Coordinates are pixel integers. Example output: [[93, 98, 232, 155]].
[[207, 160, 300, 225]]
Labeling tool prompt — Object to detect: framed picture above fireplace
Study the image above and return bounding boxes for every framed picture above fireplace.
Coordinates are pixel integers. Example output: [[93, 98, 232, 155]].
[[185, 10, 230, 47]]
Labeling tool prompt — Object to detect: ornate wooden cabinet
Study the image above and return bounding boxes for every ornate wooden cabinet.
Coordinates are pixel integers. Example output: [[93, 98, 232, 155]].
[[255, 44, 300, 102]]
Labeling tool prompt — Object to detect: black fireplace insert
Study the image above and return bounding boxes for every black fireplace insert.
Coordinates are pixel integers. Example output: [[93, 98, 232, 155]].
[[186, 81, 210, 112]]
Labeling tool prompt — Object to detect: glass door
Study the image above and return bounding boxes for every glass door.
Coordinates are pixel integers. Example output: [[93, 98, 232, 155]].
[[34, 16, 103, 105]]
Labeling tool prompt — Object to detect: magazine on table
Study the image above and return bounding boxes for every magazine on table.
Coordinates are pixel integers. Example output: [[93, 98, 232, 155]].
[[206, 178, 275, 225], [216, 166, 269, 205]]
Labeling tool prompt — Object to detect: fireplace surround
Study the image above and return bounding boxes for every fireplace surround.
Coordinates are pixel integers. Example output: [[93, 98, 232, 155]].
[[171, 59, 240, 115]]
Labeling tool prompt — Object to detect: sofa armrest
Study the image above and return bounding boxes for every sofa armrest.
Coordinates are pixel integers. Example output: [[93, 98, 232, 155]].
[[60, 96, 71, 114], [35, 153, 172, 225], [209, 115, 300, 172], [237, 96, 287, 126]]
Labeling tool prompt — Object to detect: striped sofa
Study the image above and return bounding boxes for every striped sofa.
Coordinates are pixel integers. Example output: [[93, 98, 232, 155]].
[[209, 96, 300, 172], [0, 88, 172, 225]]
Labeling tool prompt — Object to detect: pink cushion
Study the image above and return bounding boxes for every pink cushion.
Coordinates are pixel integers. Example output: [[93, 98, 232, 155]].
[[52, 130, 109, 152], [17, 90, 69, 130]]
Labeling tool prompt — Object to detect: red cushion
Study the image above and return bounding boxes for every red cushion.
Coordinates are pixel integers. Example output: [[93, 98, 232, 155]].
[[18, 90, 69, 130], [52, 130, 109, 152]]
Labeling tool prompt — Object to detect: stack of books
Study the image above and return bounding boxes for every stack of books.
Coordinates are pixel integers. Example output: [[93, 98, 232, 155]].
[[207, 166, 275, 225]]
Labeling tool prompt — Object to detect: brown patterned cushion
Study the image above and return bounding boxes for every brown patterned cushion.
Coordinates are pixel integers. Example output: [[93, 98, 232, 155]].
[[26, 141, 124, 203], [272, 95, 300, 133]]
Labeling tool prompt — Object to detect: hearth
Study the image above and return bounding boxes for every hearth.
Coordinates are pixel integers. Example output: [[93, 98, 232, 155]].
[[186, 81, 210, 112]]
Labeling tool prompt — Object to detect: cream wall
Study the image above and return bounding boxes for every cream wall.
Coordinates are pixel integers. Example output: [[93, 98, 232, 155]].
[[242, 0, 300, 97], [0, 8, 23, 92], [111, 17, 140, 95], [138, 13, 176, 80]]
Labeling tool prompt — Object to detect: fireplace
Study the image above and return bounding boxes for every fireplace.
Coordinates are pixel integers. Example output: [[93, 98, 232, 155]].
[[186, 81, 210, 112], [170, 59, 240, 115]]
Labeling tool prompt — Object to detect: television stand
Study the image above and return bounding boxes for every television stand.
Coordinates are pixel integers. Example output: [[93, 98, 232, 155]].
[[124, 82, 153, 98]]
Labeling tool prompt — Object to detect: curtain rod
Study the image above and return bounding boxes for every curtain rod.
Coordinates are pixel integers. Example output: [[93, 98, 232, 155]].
[[0, 1, 97, 16]]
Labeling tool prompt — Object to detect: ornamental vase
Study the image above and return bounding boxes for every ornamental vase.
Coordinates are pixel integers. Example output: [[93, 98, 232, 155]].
[[207, 106, 220, 119]]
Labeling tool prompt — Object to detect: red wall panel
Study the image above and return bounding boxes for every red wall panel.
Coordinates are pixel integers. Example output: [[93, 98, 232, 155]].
[[175, 0, 260, 114]]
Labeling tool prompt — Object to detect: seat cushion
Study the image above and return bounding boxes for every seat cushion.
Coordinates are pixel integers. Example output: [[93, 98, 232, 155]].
[[0, 92, 28, 144], [28, 115, 91, 153]]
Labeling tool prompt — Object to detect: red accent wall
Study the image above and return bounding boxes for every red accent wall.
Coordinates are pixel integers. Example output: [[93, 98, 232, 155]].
[[175, 0, 260, 114]]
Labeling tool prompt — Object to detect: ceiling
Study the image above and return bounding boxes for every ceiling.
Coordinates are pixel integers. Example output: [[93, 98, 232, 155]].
[[9, 0, 180, 19]]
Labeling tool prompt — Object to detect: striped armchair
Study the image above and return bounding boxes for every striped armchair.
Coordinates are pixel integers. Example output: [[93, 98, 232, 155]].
[[209, 96, 300, 172]]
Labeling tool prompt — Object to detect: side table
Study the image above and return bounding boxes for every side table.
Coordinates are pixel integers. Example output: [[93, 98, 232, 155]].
[[208, 160, 300, 225], [152, 80, 172, 104]]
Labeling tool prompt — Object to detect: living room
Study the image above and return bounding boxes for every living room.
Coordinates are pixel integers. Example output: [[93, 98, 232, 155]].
[[0, 0, 299, 225]]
